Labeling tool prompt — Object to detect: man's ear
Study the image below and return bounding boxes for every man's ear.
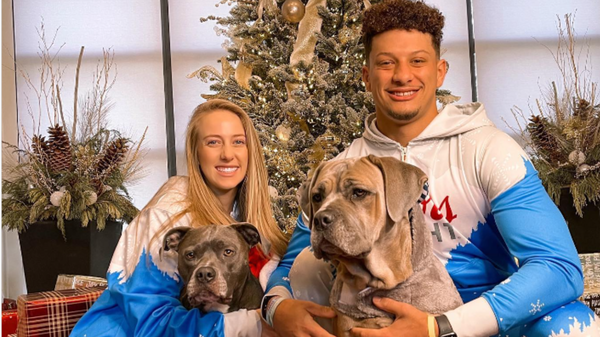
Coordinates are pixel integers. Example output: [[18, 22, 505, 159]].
[[366, 155, 428, 223], [436, 58, 448, 88], [162, 226, 192, 252], [231, 222, 261, 248], [362, 65, 371, 91]]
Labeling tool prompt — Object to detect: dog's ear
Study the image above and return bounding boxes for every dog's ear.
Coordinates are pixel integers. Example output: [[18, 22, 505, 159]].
[[162, 226, 192, 253], [304, 162, 327, 229], [231, 222, 261, 248], [366, 155, 428, 223]]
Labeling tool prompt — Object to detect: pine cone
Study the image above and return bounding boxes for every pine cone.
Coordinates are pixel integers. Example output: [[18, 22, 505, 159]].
[[47, 124, 73, 172], [91, 179, 105, 195], [95, 138, 129, 178], [528, 116, 565, 164], [31, 135, 50, 166], [573, 98, 591, 118]]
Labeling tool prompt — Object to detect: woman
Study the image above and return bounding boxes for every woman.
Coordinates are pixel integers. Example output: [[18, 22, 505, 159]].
[[71, 99, 287, 337]]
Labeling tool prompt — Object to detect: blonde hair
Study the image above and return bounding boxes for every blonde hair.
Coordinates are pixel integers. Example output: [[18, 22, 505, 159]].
[[176, 99, 288, 257]]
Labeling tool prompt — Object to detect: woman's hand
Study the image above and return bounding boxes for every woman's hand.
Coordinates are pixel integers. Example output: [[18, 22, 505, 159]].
[[272, 299, 337, 337]]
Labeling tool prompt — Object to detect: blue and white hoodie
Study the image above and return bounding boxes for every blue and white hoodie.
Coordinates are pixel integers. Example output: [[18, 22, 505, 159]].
[[70, 176, 270, 337], [267, 103, 589, 337]]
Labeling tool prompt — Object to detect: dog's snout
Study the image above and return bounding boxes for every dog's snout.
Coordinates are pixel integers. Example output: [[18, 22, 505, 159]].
[[314, 211, 335, 231], [196, 267, 216, 283]]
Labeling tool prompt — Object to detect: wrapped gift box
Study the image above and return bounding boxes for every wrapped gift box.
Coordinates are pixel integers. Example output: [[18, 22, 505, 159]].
[[2, 299, 17, 311], [579, 253, 600, 315], [54, 274, 107, 291], [17, 286, 106, 337], [2, 309, 18, 337]]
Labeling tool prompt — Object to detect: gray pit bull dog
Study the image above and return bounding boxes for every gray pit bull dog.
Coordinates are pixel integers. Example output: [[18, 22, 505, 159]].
[[304, 155, 462, 336], [162, 223, 264, 313]]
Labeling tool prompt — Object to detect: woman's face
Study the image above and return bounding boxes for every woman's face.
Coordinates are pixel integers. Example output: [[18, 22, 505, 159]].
[[197, 109, 249, 196]]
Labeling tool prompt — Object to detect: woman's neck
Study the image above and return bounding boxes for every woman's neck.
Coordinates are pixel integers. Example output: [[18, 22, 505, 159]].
[[213, 188, 238, 215]]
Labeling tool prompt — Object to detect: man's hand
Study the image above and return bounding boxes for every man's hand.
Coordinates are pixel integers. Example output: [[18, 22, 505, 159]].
[[272, 299, 337, 337], [261, 317, 280, 337], [351, 297, 434, 337]]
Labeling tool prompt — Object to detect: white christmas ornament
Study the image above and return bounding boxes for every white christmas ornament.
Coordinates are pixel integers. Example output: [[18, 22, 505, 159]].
[[50, 191, 65, 207], [276, 124, 292, 142], [576, 164, 591, 175], [568, 150, 586, 165]]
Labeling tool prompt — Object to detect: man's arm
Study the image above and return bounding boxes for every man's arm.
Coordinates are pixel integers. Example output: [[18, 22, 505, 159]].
[[453, 130, 583, 335], [481, 159, 583, 331], [266, 213, 312, 297]]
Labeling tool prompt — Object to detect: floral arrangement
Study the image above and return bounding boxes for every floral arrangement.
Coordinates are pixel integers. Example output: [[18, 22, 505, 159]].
[[2, 24, 146, 234], [511, 14, 599, 216]]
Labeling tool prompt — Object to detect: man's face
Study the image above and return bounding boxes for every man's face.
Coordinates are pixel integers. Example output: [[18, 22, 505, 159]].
[[362, 29, 447, 132]]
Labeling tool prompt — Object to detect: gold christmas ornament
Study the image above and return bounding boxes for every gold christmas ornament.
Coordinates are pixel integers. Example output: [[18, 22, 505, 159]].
[[281, 0, 305, 23], [84, 190, 98, 206]]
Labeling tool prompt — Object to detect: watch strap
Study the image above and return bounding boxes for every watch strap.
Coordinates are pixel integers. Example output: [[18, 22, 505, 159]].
[[435, 314, 457, 337], [260, 295, 278, 321]]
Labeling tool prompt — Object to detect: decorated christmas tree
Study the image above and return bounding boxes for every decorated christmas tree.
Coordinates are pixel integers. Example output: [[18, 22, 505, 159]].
[[192, 0, 458, 231]]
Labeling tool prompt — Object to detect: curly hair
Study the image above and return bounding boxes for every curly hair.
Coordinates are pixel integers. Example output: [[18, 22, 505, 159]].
[[362, 0, 445, 60]]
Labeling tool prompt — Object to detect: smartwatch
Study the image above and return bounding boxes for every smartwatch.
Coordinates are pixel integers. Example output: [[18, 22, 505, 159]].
[[260, 295, 279, 321], [435, 314, 458, 337]]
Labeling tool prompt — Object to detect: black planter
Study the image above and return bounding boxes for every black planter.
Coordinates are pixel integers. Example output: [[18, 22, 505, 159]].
[[18, 220, 123, 293], [558, 191, 600, 254]]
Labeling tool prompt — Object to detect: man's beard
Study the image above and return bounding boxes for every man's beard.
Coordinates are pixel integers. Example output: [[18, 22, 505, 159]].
[[386, 108, 419, 121]]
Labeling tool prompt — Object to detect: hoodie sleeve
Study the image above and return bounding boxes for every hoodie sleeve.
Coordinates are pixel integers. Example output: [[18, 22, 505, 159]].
[[265, 213, 312, 297], [70, 186, 261, 337], [472, 130, 583, 333]]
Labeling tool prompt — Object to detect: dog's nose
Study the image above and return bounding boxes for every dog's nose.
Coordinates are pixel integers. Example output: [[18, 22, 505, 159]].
[[314, 211, 335, 230], [196, 267, 216, 283]]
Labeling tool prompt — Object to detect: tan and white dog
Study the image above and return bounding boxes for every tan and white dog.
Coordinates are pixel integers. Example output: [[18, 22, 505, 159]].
[[304, 155, 462, 336]]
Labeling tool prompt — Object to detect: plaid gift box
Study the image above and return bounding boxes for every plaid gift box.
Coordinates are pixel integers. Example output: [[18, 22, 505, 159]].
[[54, 274, 107, 291], [17, 286, 106, 337], [2, 309, 18, 337], [579, 253, 600, 316]]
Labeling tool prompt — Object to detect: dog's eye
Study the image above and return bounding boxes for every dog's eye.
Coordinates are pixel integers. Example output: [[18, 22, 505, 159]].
[[185, 251, 195, 260], [352, 189, 367, 198], [312, 193, 322, 203], [224, 249, 235, 257]]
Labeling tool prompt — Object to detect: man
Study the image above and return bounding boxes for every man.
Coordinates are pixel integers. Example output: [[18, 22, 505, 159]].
[[263, 1, 599, 337]]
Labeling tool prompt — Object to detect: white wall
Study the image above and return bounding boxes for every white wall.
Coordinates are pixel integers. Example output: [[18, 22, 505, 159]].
[[473, 1, 600, 136], [2, 0, 28, 300]]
